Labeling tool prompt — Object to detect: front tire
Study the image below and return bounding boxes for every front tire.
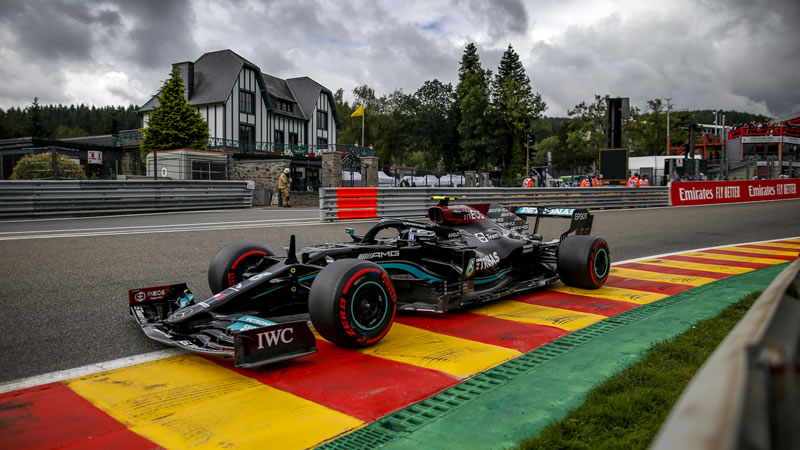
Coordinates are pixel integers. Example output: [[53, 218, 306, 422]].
[[208, 242, 272, 294], [309, 259, 397, 348], [557, 236, 610, 289]]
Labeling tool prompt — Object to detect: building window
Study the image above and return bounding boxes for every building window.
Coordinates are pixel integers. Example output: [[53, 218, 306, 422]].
[[277, 101, 292, 113], [239, 124, 255, 152], [191, 161, 227, 180], [274, 130, 285, 153], [316, 137, 328, 152], [289, 132, 299, 147], [239, 91, 254, 114], [317, 110, 328, 130]]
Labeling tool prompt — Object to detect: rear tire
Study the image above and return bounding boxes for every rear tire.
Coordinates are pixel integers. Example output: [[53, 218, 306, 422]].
[[309, 259, 397, 348], [208, 242, 272, 294], [557, 236, 610, 289]]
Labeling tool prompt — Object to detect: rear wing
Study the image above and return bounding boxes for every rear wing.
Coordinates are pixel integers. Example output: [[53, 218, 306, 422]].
[[510, 206, 593, 239]]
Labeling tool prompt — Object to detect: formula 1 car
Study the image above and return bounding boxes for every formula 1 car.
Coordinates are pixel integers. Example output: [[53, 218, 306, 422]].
[[129, 198, 610, 368]]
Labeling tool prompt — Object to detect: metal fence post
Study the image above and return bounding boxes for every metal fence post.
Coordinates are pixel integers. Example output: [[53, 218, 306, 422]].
[[49, 146, 59, 180], [227, 151, 233, 181]]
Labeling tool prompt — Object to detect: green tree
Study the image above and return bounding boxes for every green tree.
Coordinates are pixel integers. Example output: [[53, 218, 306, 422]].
[[140, 66, 208, 159], [559, 95, 608, 174], [625, 99, 695, 155], [491, 45, 547, 184], [456, 43, 492, 171], [392, 80, 458, 170], [55, 125, 88, 139], [532, 135, 561, 167], [10, 152, 87, 180], [106, 107, 120, 136], [26, 97, 46, 138]]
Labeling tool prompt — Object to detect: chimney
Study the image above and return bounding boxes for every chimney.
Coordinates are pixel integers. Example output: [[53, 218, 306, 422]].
[[173, 61, 194, 101]]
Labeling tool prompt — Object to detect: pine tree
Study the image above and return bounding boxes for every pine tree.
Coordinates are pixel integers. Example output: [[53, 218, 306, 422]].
[[26, 97, 46, 138], [491, 45, 546, 184], [140, 66, 208, 159], [455, 43, 492, 170]]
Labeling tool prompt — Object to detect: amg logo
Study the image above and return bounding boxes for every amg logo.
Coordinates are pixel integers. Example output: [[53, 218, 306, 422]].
[[256, 328, 294, 348], [358, 250, 400, 260]]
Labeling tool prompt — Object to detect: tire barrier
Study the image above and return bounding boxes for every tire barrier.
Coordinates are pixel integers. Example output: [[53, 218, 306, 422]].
[[0, 180, 254, 218], [319, 186, 669, 221]]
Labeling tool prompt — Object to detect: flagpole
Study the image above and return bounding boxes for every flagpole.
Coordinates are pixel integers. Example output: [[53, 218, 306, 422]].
[[361, 110, 364, 148]]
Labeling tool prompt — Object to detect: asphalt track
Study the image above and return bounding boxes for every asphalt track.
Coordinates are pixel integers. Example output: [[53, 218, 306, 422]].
[[0, 200, 799, 448]]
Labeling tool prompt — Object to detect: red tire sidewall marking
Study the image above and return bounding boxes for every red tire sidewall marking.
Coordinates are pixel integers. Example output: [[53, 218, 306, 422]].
[[226, 250, 267, 287], [589, 240, 609, 287], [339, 267, 397, 344]]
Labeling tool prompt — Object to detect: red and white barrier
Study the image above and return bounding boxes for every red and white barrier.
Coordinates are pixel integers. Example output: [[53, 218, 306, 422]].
[[333, 187, 378, 219], [669, 179, 800, 206]]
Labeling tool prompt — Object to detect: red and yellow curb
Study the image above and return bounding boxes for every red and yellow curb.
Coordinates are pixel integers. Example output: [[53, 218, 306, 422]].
[[2, 239, 798, 449]]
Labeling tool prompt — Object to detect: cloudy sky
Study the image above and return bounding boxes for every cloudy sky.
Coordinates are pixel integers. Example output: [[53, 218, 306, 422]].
[[0, 0, 797, 118]]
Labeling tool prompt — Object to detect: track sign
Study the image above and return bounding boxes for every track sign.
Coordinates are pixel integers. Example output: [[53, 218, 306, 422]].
[[88, 151, 102, 164]]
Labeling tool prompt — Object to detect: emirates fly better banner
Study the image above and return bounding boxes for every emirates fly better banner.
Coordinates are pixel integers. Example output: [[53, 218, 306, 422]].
[[669, 179, 800, 206]]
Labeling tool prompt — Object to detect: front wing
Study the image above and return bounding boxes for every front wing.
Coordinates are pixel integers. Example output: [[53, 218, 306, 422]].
[[129, 284, 317, 368]]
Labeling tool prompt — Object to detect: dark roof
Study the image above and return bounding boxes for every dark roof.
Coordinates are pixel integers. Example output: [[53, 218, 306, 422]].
[[140, 49, 254, 112], [60, 134, 116, 147], [264, 73, 305, 120], [0, 137, 118, 152], [190, 50, 252, 106], [286, 77, 342, 128], [773, 111, 800, 124], [262, 73, 295, 101]]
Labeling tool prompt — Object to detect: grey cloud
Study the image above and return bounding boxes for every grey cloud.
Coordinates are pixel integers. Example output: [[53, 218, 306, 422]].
[[527, 10, 794, 116], [456, 0, 527, 41], [113, 0, 199, 70], [714, 0, 800, 115], [0, 0, 98, 62]]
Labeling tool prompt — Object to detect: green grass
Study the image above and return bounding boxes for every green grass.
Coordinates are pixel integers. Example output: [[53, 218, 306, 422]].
[[515, 291, 761, 450]]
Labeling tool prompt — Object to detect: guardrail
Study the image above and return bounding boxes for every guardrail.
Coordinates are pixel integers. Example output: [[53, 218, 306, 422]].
[[0, 180, 254, 218], [651, 256, 800, 450], [319, 186, 669, 221]]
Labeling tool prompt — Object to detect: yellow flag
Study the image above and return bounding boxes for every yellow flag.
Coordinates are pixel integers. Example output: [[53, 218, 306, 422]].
[[350, 104, 364, 117]]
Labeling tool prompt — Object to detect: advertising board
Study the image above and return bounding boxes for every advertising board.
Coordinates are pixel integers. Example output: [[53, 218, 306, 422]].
[[669, 179, 800, 206]]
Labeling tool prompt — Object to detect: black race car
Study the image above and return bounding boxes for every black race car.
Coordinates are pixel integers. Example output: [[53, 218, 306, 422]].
[[129, 198, 610, 368]]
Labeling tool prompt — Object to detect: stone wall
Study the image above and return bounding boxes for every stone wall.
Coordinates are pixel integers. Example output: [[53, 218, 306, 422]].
[[233, 159, 289, 205], [321, 152, 342, 187], [361, 156, 378, 187]]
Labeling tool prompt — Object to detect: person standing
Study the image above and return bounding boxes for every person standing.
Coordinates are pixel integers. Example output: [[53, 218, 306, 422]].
[[627, 173, 639, 187], [278, 167, 292, 207]]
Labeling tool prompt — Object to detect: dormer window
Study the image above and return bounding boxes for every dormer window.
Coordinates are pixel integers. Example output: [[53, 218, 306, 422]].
[[277, 100, 293, 113]]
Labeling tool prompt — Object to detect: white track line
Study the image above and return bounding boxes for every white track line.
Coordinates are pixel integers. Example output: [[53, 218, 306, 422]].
[[0, 349, 185, 394], [0, 236, 797, 395], [0, 218, 377, 241]]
